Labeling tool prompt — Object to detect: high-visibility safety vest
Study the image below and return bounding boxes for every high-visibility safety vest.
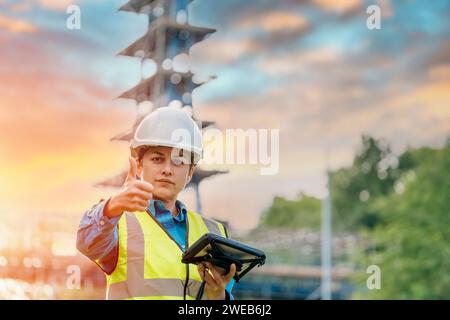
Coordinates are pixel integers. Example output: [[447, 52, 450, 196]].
[[101, 210, 228, 300]]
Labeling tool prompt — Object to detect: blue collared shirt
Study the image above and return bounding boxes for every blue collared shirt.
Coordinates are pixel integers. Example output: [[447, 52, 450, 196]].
[[150, 199, 188, 251], [77, 199, 234, 299]]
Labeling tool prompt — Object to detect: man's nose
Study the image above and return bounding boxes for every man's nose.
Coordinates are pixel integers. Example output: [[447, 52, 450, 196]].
[[161, 160, 174, 175]]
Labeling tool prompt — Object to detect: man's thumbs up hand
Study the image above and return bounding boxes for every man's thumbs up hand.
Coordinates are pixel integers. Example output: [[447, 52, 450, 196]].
[[104, 157, 154, 218], [125, 156, 138, 182]]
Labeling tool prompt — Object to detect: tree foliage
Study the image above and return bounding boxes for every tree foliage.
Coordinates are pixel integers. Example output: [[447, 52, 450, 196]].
[[258, 135, 450, 298], [355, 140, 450, 299], [258, 193, 321, 230]]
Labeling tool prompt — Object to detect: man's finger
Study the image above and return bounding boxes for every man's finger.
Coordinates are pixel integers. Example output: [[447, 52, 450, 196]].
[[200, 263, 219, 287], [206, 262, 223, 278], [203, 268, 219, 291], [131, 197, 150, 208], [224, 263, 237, 283], [131, 204, 148, 212], [126, 157, 138, 182], [197, 264, 205, 281], [130, 189, 153, 201], [134, 181, 154, 193], [206, 262, 226, 287]]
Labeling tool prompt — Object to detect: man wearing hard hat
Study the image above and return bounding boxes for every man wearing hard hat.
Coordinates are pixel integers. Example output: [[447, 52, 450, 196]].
[[77, 107, 236, 300]]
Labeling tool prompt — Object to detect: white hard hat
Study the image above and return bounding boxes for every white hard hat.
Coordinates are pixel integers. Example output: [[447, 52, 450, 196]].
[[130, 107, 203, 164]]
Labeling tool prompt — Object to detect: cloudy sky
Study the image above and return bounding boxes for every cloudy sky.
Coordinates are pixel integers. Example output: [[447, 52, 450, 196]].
[[0, 0, 449, 231]]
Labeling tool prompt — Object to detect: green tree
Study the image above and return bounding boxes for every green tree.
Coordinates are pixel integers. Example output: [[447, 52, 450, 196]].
[[331, 135, 401, 231], [258, 192, 321, 230], [354, 141, 450, 299]]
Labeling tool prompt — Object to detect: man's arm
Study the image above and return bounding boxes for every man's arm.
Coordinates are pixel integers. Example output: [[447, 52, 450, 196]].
[[77, 157, 154, 274], [76, 199, 121, 274]]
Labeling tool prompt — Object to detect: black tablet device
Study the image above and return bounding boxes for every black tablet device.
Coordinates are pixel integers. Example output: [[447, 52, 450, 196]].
[[181, 233, 266, 282]]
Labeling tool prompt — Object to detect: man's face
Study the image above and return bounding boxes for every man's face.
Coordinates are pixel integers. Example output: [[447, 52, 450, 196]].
[[137, 146, 194, 201]]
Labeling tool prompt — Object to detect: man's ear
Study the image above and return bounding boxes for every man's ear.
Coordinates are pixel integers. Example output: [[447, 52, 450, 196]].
[[186, 165, 195, 185]]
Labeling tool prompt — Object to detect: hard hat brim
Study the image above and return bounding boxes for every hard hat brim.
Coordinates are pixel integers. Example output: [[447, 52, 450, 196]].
[[130, 139, 202, 164]]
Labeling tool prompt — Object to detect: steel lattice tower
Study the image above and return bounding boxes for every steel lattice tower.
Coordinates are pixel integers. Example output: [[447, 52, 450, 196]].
[[96, 0, 227, 214]]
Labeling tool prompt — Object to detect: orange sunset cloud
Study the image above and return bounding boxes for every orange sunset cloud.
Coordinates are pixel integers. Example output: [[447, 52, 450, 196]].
[[0, 14, 38, 33]]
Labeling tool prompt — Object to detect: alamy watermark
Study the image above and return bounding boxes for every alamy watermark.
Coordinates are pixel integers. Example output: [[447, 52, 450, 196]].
[[172, 124, 280, 175], [366, 265, 381, 290], [67, 4, 383, 31], [66, 5, 81, 30], [367, 5, 382, 30], [66, 264, 81, 290]]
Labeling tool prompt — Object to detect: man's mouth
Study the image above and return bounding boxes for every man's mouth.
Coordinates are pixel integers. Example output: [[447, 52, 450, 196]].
[[156, 179, 175, 185]]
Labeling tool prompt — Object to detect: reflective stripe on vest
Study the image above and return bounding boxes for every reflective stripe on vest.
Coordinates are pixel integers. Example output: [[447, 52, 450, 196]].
[[105, 210, 226, 300]]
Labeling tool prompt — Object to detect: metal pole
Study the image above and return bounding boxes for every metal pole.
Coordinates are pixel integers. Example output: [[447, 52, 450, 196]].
[[321, 171, 332, 300], [193, 182, 202, 215]]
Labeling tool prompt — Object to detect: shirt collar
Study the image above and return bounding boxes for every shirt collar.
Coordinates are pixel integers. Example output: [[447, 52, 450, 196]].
[[148, 199, 187, 222]]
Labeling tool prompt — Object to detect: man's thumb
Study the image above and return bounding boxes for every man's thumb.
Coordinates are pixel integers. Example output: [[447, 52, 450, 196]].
[[126, 157, 138, 182]]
